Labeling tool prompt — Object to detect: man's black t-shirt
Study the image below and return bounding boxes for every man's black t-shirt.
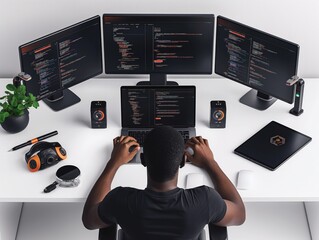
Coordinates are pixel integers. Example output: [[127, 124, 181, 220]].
[[98, 186, 226, 240]]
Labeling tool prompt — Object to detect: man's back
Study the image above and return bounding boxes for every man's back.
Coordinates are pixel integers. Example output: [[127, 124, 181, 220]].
[[98, 186, 226, 240], [82, 129, 245, 236]]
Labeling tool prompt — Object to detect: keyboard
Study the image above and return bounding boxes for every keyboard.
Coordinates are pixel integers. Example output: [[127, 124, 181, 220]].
[[128, 130, 190, 147]]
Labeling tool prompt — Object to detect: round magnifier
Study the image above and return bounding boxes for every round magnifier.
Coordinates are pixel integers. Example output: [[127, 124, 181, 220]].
[[44, 165, 81, 193]]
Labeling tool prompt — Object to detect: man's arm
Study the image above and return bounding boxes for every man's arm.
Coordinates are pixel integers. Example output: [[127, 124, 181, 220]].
[[185, 136, 245, 226], [82, 136, 140, 230]]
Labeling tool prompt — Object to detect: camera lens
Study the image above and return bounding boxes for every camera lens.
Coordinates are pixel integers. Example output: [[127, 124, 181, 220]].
[[47, 156, 55, 164]]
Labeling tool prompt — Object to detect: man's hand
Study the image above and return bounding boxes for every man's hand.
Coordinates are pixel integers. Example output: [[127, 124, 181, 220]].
[[109, 136, 140, 167], [185, 136, 216, 169]]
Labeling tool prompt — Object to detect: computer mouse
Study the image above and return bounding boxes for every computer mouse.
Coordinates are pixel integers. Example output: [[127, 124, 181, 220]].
[[236, 170, 254, 190], [185, 147, 194, 156], [186, 173, 203, 189], [129, 145, 139, 153]]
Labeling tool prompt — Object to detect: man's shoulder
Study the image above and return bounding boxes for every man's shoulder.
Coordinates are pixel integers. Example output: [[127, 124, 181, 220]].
[[183, 185, 220, 199], [110, 186, 142, 195], [185, 185, 214, 193]]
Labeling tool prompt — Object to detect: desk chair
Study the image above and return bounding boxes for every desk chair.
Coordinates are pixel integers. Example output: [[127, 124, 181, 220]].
[[99, 223, 228, 240]]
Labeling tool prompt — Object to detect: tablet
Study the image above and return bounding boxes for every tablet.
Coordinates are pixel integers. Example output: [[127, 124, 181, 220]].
[[234, 121, 312, 170]]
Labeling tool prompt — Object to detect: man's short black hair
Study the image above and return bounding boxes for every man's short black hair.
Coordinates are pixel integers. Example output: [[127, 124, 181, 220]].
[[143, 126, 185, 182]]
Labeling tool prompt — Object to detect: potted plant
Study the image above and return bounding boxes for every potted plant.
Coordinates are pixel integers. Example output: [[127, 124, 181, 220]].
[[0, 83, 39, 133]]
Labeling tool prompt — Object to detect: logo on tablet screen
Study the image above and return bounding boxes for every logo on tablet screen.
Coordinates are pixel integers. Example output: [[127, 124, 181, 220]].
[[270, 135, 286, 146]]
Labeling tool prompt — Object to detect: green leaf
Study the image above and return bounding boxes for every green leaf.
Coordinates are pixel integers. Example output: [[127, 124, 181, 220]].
[[17, 104, 25, 110], [10, 96, 18, 107], [6, 84, 16, 91], [16, 85, 26, 96], [7, 94, 12, 102], [0, 114, 4, 123], [0, 112, 9, 123], [0, 95, 6, 100], [17, 110, 25, 116], [19, 85, 26, 94], [29, 94, 36, 101], [33, 101, 39, 108], [24, 96, 30, 102], [15, 90, 23, 99], [11, 108, 18, 115]]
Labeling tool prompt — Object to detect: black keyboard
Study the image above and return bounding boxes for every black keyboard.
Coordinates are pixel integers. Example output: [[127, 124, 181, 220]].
[[128, 130, 190, 147]]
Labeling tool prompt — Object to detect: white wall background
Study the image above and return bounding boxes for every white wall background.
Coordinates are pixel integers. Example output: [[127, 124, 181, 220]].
[[0, 0, 318, 78]]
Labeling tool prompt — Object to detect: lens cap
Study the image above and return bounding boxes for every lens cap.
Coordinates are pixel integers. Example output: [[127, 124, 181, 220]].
[[56, 165, 80, 181], [44, 165, 81, 193]]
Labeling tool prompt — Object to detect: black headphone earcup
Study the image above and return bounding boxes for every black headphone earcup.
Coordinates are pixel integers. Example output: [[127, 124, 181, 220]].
[[180, 155, 186, 168], [56, 147, 67, 160], [140, 153, 146, 167], [60, 147, 66, 156], [27, 155, 41, 172]]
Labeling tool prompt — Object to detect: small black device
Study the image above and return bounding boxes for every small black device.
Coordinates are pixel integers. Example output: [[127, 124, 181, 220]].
[[91, 101, 107, 128], [12, 72, 32, 87], [44, 165, 81, 193], [290, 79, 304, 116], [210, 101, 226, 128], [25, 141, 67, 172], [234, 121, 312, 171]]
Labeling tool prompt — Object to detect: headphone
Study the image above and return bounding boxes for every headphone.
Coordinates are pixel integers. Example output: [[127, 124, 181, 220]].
[[25, 141, 67, 172]]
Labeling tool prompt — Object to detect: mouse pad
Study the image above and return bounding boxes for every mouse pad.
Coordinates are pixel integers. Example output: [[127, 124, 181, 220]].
[[234, 121, 312, 171]]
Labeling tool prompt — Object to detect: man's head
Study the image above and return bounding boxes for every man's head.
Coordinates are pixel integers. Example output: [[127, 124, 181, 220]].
[[142, 126, 185, 183]]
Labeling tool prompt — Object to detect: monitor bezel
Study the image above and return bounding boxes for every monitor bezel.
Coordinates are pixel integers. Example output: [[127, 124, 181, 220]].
[[215, 15, 299, 104]]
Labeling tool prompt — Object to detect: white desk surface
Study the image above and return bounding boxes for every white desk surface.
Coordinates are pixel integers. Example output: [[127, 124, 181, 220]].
[[0, 77, 318, 202]]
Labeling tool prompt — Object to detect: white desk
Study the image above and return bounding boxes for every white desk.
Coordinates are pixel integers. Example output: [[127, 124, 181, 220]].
[[0, 77, 319, 202]]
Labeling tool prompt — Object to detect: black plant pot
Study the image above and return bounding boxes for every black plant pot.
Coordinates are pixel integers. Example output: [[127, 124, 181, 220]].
[[1, 110, 29, 133]]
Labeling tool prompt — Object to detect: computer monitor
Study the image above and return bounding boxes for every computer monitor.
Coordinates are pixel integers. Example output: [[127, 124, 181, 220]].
[[215, 16, 299, 110], [19, 15, 102, 111], [103, 14, 214, 85]]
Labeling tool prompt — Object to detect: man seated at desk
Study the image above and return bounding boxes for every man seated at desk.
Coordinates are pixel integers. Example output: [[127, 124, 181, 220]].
[[82, 126, 245, 239]]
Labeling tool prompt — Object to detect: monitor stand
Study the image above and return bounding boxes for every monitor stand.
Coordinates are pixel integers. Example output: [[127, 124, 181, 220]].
[[137, 73, 178, 86], [43, 89, 81, 111], [239, 89, 277, 110]]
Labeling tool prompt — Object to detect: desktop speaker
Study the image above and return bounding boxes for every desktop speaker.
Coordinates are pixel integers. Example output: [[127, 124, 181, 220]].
[[210, 100, 226, 128], [91, 101, 107, 128], [25, 141, 67, 172]]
